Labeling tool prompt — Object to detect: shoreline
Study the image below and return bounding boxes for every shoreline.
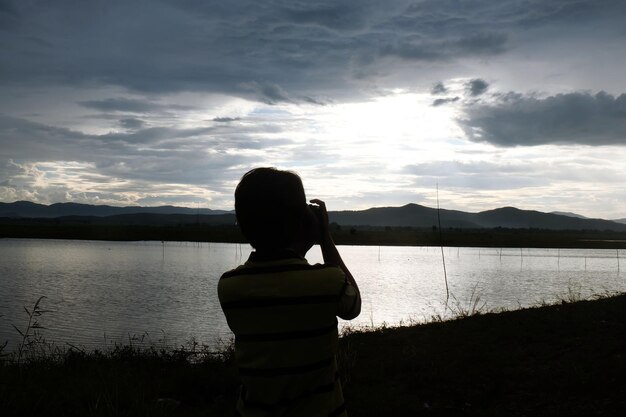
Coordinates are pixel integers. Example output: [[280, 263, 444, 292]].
[[2, 293, 625, 416], [3, 216, 626, 249], [2, 231, 626, 249]]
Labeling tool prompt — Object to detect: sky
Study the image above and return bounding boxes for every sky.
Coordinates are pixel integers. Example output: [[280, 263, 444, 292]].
[[1, 0, 626, 219]]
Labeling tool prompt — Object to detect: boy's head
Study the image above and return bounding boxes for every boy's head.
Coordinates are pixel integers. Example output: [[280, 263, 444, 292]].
[[235, 167, 316, 251]]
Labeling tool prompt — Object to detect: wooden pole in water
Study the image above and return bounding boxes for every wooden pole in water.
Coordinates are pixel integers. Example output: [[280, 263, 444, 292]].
[[436, 183, 449, 305]]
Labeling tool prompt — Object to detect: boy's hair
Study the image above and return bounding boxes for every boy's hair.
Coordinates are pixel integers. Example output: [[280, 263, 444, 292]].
[[235, 167, 307, 250]]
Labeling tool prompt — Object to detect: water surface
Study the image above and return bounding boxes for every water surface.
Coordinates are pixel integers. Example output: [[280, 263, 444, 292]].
[[1, 239, 623, 350]]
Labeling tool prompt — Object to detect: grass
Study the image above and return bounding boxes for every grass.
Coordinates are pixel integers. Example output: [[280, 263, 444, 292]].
[[1, 293, 626, 416], [342, 293, 626, 416], [0, 340, 239, 416], [10, 295, 52, 365]]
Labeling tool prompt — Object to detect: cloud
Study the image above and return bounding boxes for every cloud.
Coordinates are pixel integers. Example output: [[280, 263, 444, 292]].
[[430, 78, 488, 105], [459, 91, 626, 146], [284, 2, 375, 31], [80, 98, 161, 113], [0, 0, 18, 16], [2, 0, 626, 217], [301, 96, 328, 106], [467, 79, 489, 96], [431, 82, 448, 95], [5, 0, 612, 102], [80, 98, 194, 113], [119, 118, 144, 129], [213, 117, 241, 123], [379, 32, 508, 62], [240, 81, 292, 104], [404, 160, 545, 190], [135, 195, 209, 206], [432, 97, 460, 107], [0, 114, 286, 183], [404, 156, 626, 192]]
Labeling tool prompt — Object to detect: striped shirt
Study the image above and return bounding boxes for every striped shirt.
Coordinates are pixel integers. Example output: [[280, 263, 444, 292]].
[[218, 250, 360, 417]]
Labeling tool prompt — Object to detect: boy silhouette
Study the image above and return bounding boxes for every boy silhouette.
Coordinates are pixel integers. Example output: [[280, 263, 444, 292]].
[[218, 167, 361, 417]]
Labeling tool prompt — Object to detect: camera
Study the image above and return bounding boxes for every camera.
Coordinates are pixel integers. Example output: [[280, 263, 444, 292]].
[[308, 203, 323, 220], [307, 204, 323, 243]]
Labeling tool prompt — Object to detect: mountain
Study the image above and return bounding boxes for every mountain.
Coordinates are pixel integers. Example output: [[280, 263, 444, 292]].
[[32, 213, 238, 226], [1, 201, 625, 231], [550, 211, 588, 219], [0, 201, 231, 218], [329, 203, 478, 228], [474, 207, 624, 230], [613, 218, 626, 225], [329, 204, 626, 232]]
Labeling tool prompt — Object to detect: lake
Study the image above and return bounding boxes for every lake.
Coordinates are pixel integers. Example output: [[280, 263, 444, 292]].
[[1, 238, 624, 351]]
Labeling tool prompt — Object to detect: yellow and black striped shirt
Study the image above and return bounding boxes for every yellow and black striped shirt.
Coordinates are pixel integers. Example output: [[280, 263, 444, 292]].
[[218, 250, 360, 417]]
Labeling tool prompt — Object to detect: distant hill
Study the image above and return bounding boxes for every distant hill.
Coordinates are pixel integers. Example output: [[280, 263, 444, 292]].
[[550, 211, 588, 219], [329, 203, 477, 228], [43, 213, 237, 227], [613, 218, 626, 225], [0, 201, 231, 218], [329, 204, 626, 232], [1, 201, 625, 232], [473, 207, 624, 230]]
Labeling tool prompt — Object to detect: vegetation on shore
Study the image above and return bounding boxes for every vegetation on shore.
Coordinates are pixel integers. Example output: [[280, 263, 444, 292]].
[[2, 293, 625, 416], [2, 219, 626, 249]]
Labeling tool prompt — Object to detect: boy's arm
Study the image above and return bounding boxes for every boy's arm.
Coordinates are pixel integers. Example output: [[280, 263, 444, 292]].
[[310, 199, 361, 318]]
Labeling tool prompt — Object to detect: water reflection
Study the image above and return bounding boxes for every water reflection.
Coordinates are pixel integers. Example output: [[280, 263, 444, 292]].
[[0, 239, 623, 351]]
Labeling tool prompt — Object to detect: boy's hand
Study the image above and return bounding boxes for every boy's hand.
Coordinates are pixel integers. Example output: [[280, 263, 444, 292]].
[[309, 199, 329, 238]]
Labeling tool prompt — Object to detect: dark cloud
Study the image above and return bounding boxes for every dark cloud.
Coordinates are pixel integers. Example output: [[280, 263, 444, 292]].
[[454, 33, 508, 55], [5, 0, 616, 101], [0, 115, 90, 161], [213, 117, 241, 123], [241, 81, 292, 104], [284, 2, 374, 31], [301, 96, 328, 106], [379, 32, 508, 62], [80, 98, 161, 113], [0, 0, 19, 34], [402, 0, 626, 30], [0, 0, 18, 16], [432, 97, 460, 107], [459, 91, 626, 146], [119, 118, 144, 129], [431, 82, 448, 95], [79, 98, 194, 113], [467, 79, 489, 96], [501, 0, 626, 28]]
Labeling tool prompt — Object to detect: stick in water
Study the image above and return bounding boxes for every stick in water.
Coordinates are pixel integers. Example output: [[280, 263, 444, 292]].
[[437, 183, 449, 305]]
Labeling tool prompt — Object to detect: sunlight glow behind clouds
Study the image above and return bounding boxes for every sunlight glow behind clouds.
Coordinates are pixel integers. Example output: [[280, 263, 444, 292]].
[[1, 0, 626, 218], [2, 87, 626, 218]]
